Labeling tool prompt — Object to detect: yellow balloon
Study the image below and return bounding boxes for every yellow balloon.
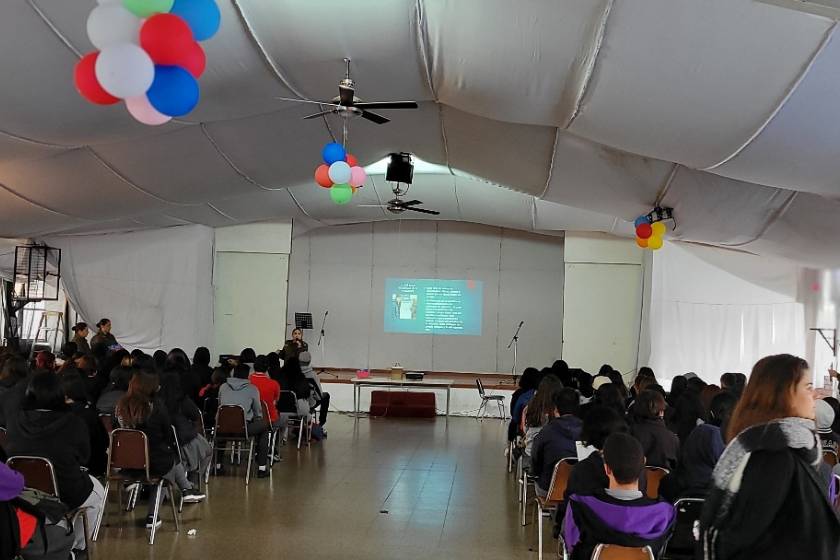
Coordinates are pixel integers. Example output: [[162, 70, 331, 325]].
[[648, 236, 663, 250], [651, 222, 666, 237]]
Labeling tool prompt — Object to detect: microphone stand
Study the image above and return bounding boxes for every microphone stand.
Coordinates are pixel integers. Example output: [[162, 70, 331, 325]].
[[317, 310, 328, 367], [507, 321, 524, 384]]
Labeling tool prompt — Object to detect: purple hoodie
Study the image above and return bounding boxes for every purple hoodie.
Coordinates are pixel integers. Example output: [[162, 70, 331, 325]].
[[0, 462, 24, 501]]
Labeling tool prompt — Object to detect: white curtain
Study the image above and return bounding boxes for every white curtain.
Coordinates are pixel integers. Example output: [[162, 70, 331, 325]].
[[44, 225, 214, 354], [649, 242, 805, 387]]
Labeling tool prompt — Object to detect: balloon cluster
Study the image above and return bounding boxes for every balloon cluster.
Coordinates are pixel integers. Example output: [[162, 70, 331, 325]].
[[74, 0, 220, 125], [635, 215, 666, 250], [314, 143, 367, 205]]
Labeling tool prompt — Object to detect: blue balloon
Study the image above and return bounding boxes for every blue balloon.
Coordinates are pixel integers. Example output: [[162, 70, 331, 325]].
[[322, 142, 346, 165], [634, 215, 651, 227], [171, 0, 221, 42], [147, 66, 200, 117]]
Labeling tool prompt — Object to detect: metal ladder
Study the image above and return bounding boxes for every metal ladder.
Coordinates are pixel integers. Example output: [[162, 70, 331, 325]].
[[29, 310, 65, 359]]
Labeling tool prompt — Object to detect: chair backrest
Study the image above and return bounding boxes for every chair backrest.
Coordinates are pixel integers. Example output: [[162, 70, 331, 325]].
[[216, 404, 248, 437], [108, 428, 151, 480], [591, 544, 654, 560], [0, 427, 7, 450], [664, 498, 704, 555], [260, 400, 271, 425], [6, 456, 59, 497], [476, 379, 486, 397], [824, 450, 838, 467], [99, 413, 114, 435], [171, 425, 184, 463], [546, 457, 578, 503], [643, 466, 669, 499], [277, 391, 299, 414]]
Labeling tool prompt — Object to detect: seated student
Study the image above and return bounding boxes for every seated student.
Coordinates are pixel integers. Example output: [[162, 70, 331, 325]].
[[60, 369, 109, 476], [531, 388, 583, 497], [218, 364, 270, 478], [630, 389, 679, 470], [523, 376, 564, 461], [5, 371, 105, 553], [563, 433, 676, 560], [660, 392, 737, 502], [250, 355, 282, 460], [508, 368, 541, 443], [115, 371, 205, 528], [95, 365, 132, 416], [299, 351, 331, 429], [198, 366, 228, 429]]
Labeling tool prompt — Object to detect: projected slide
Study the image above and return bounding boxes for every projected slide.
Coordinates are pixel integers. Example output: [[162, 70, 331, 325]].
[[384, 278, 483, 335]]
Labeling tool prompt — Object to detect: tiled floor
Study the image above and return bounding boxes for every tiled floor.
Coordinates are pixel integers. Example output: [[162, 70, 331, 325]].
[[92, 414, 544, 559]]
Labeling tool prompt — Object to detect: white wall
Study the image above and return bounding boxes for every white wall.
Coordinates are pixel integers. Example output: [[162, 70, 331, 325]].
[[562, 233, 645, 377], [287, 221, 565, 372], [213, 221, 292, 356]]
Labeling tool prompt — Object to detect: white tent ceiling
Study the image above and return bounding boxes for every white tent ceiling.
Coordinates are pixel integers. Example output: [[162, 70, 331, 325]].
[[2, 0, 840, 266]]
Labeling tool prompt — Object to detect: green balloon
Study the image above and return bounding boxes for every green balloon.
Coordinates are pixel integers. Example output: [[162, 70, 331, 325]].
[[122, 0, 175, 18], [330, 183, 353, 205]]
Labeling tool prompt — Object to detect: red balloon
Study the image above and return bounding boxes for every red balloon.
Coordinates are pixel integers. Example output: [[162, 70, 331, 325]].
[[314, 164, 332, 188], [346, 154, 358, 166], [140, 14, 195, 66], [181, 41, 206, 78], [74, 52, 119, 105], [636, 223, 653, 239]]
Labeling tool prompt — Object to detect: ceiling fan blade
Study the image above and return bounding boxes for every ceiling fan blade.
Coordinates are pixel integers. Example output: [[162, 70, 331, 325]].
[[404, 207, 440, 215], [275, 96, 342, 108], [396, 200, 423, 207], [354, 101, 418, 110], [303, 110, 335, 120], [338, 85, 355, 106], [360, 110, 390, 124]]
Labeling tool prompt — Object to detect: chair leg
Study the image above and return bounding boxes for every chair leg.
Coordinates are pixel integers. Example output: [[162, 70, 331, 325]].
[[521, 479, 528, 526], [81, 510, 93, 560], [245, 439, 254, 485], [476, 400, 485, 420], [297, 422, 303, 449], [497, 400, 505, 422], [92, 480, 109, 541], [508, 441, 514, 473], [149, 481, 163, 545], [168, 483, 181, 534], [537, 502, 544, 560]]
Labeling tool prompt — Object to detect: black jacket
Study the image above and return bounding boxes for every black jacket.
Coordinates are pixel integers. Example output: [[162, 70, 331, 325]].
[[117, 399, 176, 477], [5, 408, 91, 509], [68, 401, 108, 476], [530, 415, 582, 492], [701, 447, 840, 560], [631, 417, 680, 470]]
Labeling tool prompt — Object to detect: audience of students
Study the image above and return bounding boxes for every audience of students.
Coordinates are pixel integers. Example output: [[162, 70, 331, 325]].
[[218, 364, 270, 478], [530, 388, 583, 498], [630, 389, 680, 470]]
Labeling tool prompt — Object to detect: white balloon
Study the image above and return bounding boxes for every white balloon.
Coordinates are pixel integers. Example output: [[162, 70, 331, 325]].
[[87, 4, 142, 50], [125, 96, 171, 126], [328, 161, 351, 184], [95, 43, 154, 99]]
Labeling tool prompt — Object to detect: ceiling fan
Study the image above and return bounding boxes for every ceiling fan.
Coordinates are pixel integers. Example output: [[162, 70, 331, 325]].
[[276, 58, 418, 124], [360, 197, 440, 216]]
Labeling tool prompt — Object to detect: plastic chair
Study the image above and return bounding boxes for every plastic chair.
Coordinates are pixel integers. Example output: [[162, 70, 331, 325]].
[[93, 428, 180, 545], [534, 457, 577, 560], [278, 390, 311, 449], [824, 449, 838, 467], [591, 544, 654, 559], [209, 405, 255, 485], [7, 455, 94, 557], [643, 466, 670, 499], [661, 497, 704, 560], [475, 379, 505, 421]]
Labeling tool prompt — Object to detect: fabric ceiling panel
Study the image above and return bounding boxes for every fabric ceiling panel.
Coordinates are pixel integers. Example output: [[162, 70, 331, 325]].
[[203, 106, 327, 188], [662, 169, 789, 246], [441, 106, 555, 195], [370, 174, 461, 222], [94, 125, 262, 203], [0, 188, 84, 237], [209, 189, 304, 223], [341, 102, 446, 169], [742, 193, 840, 267], [0, 134, 67, 164], [289, 181, 386, 221], [455, 177, 534, 231], [712, 31, 840, 197], [423, 0, 607, 126], [0, 148, 172, 219], [0, 3, 164, 145], [570, 0, 832, 168], [162, 204, 237, 228], [534, 198, 622, 234], [542, 132, 670, 219], [239, 0, 432, 103], [43, 218, 161, 237]]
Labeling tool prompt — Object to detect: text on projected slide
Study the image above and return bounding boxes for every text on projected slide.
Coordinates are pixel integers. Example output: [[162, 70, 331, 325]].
[[384, 278, 483, 335]]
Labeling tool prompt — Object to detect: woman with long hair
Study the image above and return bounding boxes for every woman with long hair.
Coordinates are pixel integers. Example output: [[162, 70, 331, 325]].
[[522, 375, 563, 459], [699, 354, 840, 559], [116, 371, 205, 528]]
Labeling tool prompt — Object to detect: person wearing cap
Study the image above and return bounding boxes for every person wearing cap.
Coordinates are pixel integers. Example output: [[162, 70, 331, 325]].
[[70, 322, 91, 355], [299, 351, 330, 428], [90, 318, 118, 350]]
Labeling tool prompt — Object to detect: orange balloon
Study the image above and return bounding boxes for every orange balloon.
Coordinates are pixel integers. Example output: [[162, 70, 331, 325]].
[[636, 236, 649, 248], [314, 164, 332, 188]]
